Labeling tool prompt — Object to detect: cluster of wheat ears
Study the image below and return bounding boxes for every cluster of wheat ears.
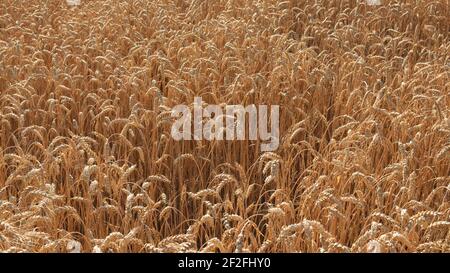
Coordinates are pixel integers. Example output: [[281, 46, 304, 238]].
[[0, 0, 449, 253]]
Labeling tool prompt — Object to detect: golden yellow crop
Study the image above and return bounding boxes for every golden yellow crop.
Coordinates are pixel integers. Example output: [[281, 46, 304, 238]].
[[0, 0, 448, 253]]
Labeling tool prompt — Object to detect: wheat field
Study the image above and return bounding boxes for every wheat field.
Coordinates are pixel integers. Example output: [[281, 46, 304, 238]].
[[0, 0, 449, 253]]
